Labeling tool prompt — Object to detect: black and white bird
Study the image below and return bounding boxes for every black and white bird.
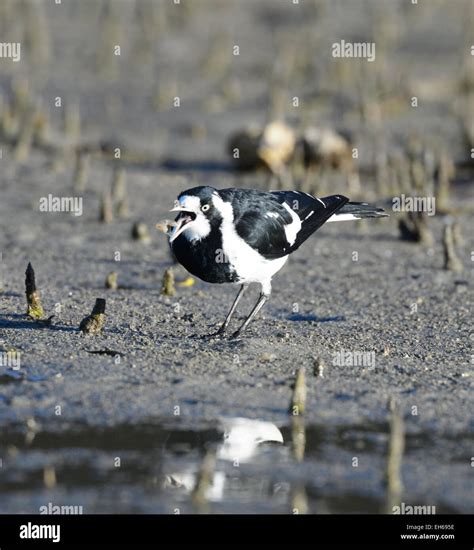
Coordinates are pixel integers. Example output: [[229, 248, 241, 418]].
[[168, 186, 387, 338]]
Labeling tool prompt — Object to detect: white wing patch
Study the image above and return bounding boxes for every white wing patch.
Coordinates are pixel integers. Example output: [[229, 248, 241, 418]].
[[327, 213, 359, 222], [282, 202, 302, 246], [212, 193, 288, 285], [266, 212, 280, 219]]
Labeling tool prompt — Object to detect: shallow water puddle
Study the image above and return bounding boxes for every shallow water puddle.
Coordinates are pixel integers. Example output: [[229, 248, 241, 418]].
[[0, 417, 466, 513]]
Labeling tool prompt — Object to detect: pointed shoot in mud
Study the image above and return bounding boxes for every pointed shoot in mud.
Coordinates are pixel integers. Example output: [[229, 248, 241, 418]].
[[443, 222, 463, 273], [131, 222, 151, 243], [191, 448, 216, 512], [161, 267, 176, 297], [79, 298, 106, 335], [385, 397, 405, 512], [105, 271, 118, 290], [25, 262, 44, 320], [289, 367, 307, 416]]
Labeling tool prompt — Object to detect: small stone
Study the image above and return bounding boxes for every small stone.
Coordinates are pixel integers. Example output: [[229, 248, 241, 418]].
[[260, 352, 277, 363], [313, 356, 325, 377]]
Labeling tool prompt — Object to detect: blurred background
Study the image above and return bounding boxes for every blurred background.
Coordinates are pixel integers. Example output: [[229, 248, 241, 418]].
[[0, 0, 472, 182]]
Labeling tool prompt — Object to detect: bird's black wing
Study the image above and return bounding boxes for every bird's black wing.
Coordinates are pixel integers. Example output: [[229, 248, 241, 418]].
[[218, 188, 296, 259], [270, 190, 349, 252], [218, 188, 348, 260]]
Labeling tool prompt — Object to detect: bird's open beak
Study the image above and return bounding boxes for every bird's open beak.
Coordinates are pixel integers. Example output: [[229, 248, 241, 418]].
[[169, 209, 197, 243]]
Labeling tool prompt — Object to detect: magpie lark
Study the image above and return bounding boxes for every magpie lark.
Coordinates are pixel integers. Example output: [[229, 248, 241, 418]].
[[168, 186, 387, 338]]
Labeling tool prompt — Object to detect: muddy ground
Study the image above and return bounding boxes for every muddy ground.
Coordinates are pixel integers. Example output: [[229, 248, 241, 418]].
[[0, 0, 473, 514]]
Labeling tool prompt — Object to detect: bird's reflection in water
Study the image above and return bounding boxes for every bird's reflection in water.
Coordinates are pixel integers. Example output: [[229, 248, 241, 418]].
[[163, 417, 286, 502]]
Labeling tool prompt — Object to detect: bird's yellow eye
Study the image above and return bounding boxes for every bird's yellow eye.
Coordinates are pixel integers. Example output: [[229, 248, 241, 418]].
[[201, 204, 210, 212]]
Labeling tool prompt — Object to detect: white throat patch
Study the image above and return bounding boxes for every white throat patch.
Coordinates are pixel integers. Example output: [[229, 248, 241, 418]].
[[176, 194, 211, 242], [182, 212, 211, 242]]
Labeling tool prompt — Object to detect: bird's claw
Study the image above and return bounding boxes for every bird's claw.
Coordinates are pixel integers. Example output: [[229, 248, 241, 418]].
[[192, 327, 244, 340], [200, 327, 227, 340]]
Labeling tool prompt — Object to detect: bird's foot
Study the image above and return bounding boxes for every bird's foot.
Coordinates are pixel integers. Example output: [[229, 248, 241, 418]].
[[230, 330, 242, 340], [210, 325, 229, 337], [199, 326, 227, 340]]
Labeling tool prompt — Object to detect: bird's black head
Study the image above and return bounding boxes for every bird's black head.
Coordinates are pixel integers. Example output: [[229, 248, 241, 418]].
[[178, 186, 216, 210], [169, 186, 221, 243]]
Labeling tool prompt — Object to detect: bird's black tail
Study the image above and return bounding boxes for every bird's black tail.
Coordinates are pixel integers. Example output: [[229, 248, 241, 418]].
[[334, 202, 388, 220]]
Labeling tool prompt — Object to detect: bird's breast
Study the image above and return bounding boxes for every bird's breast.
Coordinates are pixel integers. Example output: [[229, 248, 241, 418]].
[[171, 233, 239, 284]]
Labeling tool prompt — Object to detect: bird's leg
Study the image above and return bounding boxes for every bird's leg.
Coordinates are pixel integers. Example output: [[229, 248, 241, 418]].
[[215, 284, 248, 335], [231, 290, 269, 339]]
